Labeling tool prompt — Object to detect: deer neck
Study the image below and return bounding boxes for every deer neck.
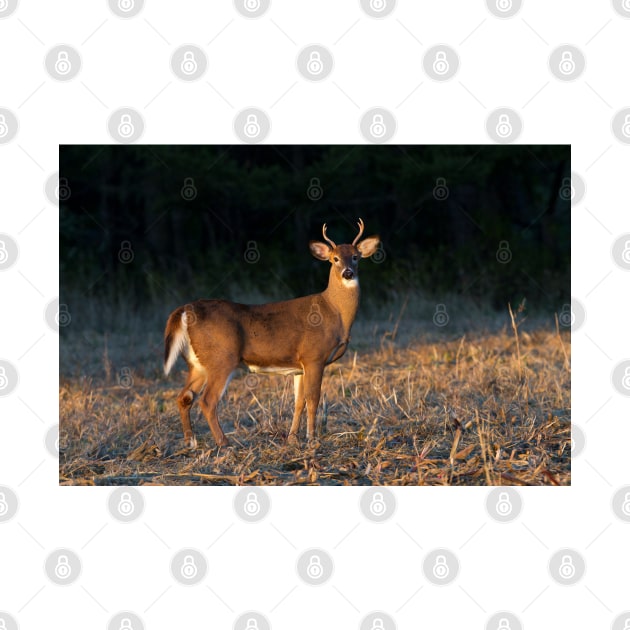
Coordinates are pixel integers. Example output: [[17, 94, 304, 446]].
[[323, 268, 360, 338]]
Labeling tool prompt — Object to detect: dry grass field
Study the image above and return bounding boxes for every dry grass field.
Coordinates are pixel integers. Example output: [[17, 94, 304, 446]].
[[59, 298, 571, 486]]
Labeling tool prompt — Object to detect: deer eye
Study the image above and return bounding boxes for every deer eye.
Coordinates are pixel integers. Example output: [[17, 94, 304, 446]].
[[352, 255, 358, 262], [333, 256, 339, 263]]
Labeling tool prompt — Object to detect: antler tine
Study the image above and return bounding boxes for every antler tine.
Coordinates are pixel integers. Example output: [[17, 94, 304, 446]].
[[322, 223, 336, 248], [351, 218, 365, 246]]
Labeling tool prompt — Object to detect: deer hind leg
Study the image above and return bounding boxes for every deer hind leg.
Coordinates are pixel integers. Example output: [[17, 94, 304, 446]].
[[288, 374, 306, 444], [198, 365, 236, 447], [303, 365, 324, 442], [177, 367, 207, 449]]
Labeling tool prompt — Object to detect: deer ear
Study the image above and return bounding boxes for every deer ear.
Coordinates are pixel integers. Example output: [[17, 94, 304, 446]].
[[356, 235, 380, 258], [309, 240, 331, 261]]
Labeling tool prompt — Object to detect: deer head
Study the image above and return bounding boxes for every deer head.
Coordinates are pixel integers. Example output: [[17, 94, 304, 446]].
[[309, 218, 381, 286]]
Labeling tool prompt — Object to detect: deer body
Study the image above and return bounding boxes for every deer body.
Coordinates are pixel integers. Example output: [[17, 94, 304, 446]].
[[164, 220, 380, 448]]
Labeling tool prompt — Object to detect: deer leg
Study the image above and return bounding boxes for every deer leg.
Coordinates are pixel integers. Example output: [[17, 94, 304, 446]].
[[288, 374, 305, 444], [198, 367, 235, 447], [303, 365, 324, 442], [177, 368, 207, 449]]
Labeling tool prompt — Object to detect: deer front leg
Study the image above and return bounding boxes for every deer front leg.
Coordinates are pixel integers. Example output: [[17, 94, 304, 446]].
[[288, 374, 305, 444], [303, 365, 324, 442]]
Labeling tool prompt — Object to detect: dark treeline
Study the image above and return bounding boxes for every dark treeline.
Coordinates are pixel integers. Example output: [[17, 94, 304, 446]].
[[60, 144, 569, 311]]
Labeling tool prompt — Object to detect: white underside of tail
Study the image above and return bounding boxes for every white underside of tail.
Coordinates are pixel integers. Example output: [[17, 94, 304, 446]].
[[164, 312, 189, 375]]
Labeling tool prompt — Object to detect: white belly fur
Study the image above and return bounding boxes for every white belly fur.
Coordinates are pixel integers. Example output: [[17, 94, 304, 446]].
[[246, 364, 304, 376]]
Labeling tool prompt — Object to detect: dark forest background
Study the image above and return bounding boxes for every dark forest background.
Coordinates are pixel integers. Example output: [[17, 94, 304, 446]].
[[60, 145, 570, 326]]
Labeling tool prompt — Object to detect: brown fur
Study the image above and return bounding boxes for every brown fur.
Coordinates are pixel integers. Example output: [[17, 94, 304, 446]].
[[163, 220, 380, 448]]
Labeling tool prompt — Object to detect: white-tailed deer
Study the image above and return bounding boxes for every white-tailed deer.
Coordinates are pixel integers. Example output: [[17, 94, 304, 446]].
[[163, 219, 380, 448]]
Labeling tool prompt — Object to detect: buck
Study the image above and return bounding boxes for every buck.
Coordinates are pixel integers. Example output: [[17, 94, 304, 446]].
[[163, 219, 380, 448]]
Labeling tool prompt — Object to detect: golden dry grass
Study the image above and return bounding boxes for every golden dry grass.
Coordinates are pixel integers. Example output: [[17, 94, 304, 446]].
[[59, 307, 571, 486]]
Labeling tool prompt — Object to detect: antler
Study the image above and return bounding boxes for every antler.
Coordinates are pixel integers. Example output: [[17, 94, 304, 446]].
[[352, 218, 365, 246], [322, 223, 337, 249]]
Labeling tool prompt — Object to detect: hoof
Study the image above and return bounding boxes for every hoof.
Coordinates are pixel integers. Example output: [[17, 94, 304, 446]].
[[216, 438, 230, 448], [287, 433, 299, 446], [185, 435, 198, 449]]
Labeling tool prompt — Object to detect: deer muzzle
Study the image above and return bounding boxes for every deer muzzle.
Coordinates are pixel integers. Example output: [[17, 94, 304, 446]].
[[342, 268, 354, 280]]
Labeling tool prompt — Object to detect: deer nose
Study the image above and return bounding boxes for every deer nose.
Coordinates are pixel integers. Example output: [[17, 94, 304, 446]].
[[342, 268, 354, 280]]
